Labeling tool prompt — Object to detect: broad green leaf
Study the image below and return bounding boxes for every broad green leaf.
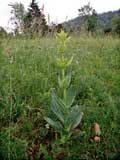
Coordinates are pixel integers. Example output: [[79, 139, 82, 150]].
[[64, 72, 71, 88], [65, 105, 83, 130], [58, 72, 71, 89], [71, 112, 83, 129], [51, 92, 67, 123], [44, 117, 63, 132], [65, 87, 76, 107]]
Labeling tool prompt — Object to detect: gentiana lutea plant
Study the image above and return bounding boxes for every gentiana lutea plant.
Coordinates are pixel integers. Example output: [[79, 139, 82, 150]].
[[45, 30, 83, 144]]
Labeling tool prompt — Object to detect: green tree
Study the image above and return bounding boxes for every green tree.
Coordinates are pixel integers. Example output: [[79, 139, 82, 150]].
[[24, 0, 48, 36], [78, 2, 98, 32], [9, 1, 48, 36], [9, 2, 26, 34], [112, 15, 120, 36]]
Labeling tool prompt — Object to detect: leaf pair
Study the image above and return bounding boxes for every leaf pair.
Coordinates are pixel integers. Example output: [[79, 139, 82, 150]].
[[57, 56, 73, 69], [45, 91, 83, 137], [58, 72, 71, 89]]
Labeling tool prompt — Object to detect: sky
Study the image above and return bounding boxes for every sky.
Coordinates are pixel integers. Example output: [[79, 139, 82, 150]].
[[0, 0, 120, 30]]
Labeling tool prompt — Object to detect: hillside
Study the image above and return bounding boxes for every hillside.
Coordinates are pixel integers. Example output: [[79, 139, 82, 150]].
[[64, 9, 120, 30]]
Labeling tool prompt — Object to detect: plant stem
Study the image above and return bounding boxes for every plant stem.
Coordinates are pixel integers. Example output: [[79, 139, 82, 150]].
[[62, 68, 67, 104], [8, 62, 12, 160]]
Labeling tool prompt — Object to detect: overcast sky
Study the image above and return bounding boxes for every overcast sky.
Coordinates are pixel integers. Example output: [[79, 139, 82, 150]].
[[0, 0, 120, 30]]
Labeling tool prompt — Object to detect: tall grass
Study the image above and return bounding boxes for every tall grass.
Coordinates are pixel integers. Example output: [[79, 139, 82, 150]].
[[0, 35, 120, 159]]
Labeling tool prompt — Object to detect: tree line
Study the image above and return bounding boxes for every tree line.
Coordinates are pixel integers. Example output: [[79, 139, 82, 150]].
[[0, 1, 120, 37]]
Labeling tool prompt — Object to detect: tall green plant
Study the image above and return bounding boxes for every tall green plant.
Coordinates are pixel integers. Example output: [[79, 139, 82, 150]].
[[44, 30, 83, 144]]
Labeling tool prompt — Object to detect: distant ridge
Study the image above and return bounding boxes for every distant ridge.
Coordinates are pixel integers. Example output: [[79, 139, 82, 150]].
[[64, 9, 120, 30]]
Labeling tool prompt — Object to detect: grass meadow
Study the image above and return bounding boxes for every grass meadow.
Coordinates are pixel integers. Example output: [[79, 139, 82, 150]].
[[0, 35, 120, 159]]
